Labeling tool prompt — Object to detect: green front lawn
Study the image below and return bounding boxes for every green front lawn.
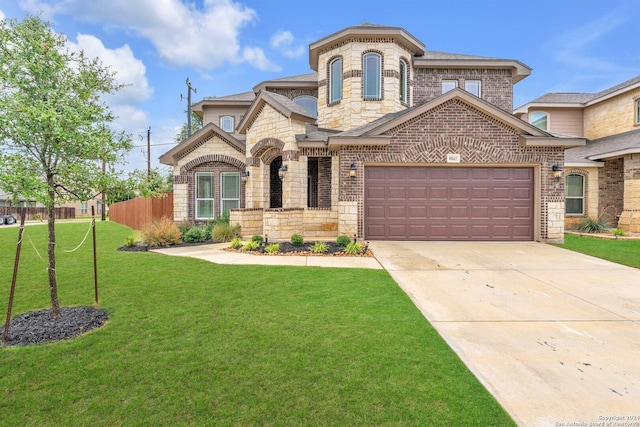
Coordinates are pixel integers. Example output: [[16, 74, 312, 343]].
[[557, 234, 640, 269], [0, 222, 513, 426]]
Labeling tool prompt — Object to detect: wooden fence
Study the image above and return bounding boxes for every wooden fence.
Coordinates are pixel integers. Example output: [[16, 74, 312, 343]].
[[0, 206, 76, 221], [109, 192, 173, 231]]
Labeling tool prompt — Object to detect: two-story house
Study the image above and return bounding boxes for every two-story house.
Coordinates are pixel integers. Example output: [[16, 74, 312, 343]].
[[515, 75, 640, 232], [160, 23, 584, 242]]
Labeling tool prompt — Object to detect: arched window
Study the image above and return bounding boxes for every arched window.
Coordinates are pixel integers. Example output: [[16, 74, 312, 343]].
[[329, 57, 342, 104], [530, 112, 549, 131], [399, 59, 408, 104], [294, 96, 318, 118], [566, 174, 584, 215], [220, 116, 234, 132], [363, 52, 382, 100]]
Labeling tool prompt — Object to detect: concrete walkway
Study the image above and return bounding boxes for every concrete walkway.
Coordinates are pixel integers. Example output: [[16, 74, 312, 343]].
[[370, 241, 640, 427], [151, 243, 383, 269]]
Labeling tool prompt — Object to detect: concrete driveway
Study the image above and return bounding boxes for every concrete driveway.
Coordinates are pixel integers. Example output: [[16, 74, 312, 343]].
[[371, 241, 640, 427]]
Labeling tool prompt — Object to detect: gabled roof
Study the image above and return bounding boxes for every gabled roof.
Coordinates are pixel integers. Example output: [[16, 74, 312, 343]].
[[159, 122, 245, 165], [413, 52, 531, 83], [237, 90, 317, 134], [295, 124, 342, 147], [309, 23, 425, 70], [327, 88, 585, 149], [565, 128, 640, 166], [191, 91, 255, 116], [252, 72, 318, 92]]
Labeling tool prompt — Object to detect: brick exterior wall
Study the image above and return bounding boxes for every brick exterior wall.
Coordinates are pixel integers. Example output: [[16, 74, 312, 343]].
[[598, 158, 624, 224], [413, 68, 514, 111]]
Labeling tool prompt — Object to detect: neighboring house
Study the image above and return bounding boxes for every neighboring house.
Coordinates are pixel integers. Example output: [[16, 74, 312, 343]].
[[0, 191, 102, 216], [160, 23, 584, 242], [515, 75, 640, 232]]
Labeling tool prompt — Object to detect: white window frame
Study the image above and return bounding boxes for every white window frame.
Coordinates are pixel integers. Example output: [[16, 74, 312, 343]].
[[442, 80, 458, 94], [329, 58, 343, 104], [635, 99, 640, 125], [566, 174, 585, 215], [530, 111, 549, 131], [220, 116, 234, 132], [220, 172, 240, 215], [464, 80, 481, 97], [81, 202, 88, 214], [399, 59, 408, 104], [363, 52, 382, 100], [97, 200, 102, 214], [195, 172, 215, 220]]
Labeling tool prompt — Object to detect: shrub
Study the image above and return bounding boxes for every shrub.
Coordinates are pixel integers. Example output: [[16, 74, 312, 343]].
[[217, 210, 230, 225], [204, 220, 216, 240], [579, 216, 611, 233], [310, 241, 328, 254], [230, 237, 243, 249], [183, 226, 207, 243], [264, 243, 280, 254], [336, 235, 351, 247], [242, 240, 259, 251], [251, 235, 264, 245], [125, 235, 136, 247], [212, 222, 241, 242], [612, 228, 626, 237], [343, 241, 363, 255], [141, 217, 182, 247], [291, 233, 304, 247], [177, 220, 192, 236]]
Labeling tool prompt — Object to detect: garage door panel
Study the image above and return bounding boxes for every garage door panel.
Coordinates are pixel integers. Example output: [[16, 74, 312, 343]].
[[365, 166, 534, 241]]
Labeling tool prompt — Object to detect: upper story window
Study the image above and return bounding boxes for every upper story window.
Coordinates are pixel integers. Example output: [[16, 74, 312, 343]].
[[329, 57, 343, 104], [566, 174, 585, 215], [530, 112, 549, 131], [442, 80, 458, 94], [399, 59, 408, 104], [635, 99, 640, 125], [220, 116, 234, 132], [363, 52, 382, 100], [465, 80, 481, 97], [294, 96, 318, 118]]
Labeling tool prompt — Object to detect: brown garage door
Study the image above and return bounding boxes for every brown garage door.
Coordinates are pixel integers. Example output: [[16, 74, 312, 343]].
[[365, 166, 534, 241]]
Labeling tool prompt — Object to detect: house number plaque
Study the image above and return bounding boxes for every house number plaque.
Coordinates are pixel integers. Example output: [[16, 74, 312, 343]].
[[446, 153, 461, 163]]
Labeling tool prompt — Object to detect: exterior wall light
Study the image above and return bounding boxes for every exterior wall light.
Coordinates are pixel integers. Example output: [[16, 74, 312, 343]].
[[241, 170, 250, 181], [278, 164, 288, 181], [552, 164, 563, 180], [349, 163, 357, 178]]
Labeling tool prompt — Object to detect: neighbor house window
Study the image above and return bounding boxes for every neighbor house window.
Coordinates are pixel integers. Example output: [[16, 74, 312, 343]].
[[465, 80, 481, 97], [196, 172, 214, 219], [220, 116, 234, 132], [220, 172, 240, 215], [363, 52, 382, 100], [97, 200, 102, 214], [294, 96, 318, 118], [566, 174, 584, 215], [399, 59, 408, 104], [81, 202, 88, 214], [442, 80, 457, 93], [530, 112, 549, 131], [329, 57, 342, 104]]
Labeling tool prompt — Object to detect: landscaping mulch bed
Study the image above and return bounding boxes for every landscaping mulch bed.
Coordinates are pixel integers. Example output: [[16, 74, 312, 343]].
[[2, 306, 108, 347]]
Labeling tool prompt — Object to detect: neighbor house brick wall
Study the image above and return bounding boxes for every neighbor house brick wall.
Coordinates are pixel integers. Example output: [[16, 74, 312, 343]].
[[338, 98, 564, 241], [584, 87, 640, 139], [413, 68, 514, 111]]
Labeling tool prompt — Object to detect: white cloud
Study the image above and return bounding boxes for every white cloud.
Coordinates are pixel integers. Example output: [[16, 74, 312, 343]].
[[0, 10, 5, 21], [270, 30, 305, 59], [21, 0, 277, 71], [242, 46, 281, 72]]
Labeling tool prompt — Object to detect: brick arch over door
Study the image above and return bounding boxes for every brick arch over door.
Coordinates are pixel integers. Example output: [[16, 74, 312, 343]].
[[250, 138, 285, 159], [180, 154, 245, 174]]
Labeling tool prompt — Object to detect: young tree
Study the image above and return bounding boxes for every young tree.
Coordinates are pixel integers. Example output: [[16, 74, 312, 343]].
[[174, 111, 203, 143], [0, 15, 132, 318]]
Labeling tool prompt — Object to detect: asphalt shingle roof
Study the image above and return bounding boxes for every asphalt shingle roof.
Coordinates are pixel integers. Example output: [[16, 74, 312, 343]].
[[565, 128, 640, 163]]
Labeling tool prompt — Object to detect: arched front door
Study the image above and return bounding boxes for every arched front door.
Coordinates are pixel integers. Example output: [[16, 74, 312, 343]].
[[269, 156, 283, 208]]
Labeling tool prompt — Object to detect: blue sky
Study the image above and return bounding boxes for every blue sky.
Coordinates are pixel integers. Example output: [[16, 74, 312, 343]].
[[1, 0, 637, 173]]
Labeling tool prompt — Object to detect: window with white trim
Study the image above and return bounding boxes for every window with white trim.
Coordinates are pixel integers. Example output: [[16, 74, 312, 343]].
[[293, 96, 318, 118], [566, 174, 584, 215], [329, 58, 342, 104], [81, 202, 88, 214], [530, 112, 549, 131], [220, 172, 240, 215], [97, 200, 102, 214], [196, 172, 215, 219], [363, 53, 382, 100], [465, 80, 481, 97], [399, 59, 408, 104], [442, 80, 457, 93], [220, 116, 234, 132]]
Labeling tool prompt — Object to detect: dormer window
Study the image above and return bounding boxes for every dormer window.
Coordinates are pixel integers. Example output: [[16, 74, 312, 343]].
[[294, 96, 318, 118], [399, 59, 408, 104], [220, 116, 234, 132], [329, 57, 342, 104], [530, 112, 549, 131], [363, 52, 382, 100]]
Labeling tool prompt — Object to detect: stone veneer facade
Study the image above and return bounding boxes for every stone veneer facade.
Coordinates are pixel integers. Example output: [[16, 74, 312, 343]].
[[618, 154, 640, 232], [584, 87, 640, 140]]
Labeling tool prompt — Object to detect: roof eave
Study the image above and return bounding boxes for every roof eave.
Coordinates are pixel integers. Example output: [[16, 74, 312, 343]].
[[413, 58, 531, 83], [253, 80, 318, 93], [587, 147, 640, 160], [519, 136, 586, 148], [565, 161, 605, 168], [586, 81, 640, 106]]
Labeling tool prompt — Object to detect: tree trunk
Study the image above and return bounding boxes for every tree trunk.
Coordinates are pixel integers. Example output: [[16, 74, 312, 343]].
[[47, 194, 61, 319]]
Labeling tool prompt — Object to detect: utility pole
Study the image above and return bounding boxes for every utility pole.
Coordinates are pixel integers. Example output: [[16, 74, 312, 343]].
[[147, 126, 151, 179], [182, 78, 197, 138]]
